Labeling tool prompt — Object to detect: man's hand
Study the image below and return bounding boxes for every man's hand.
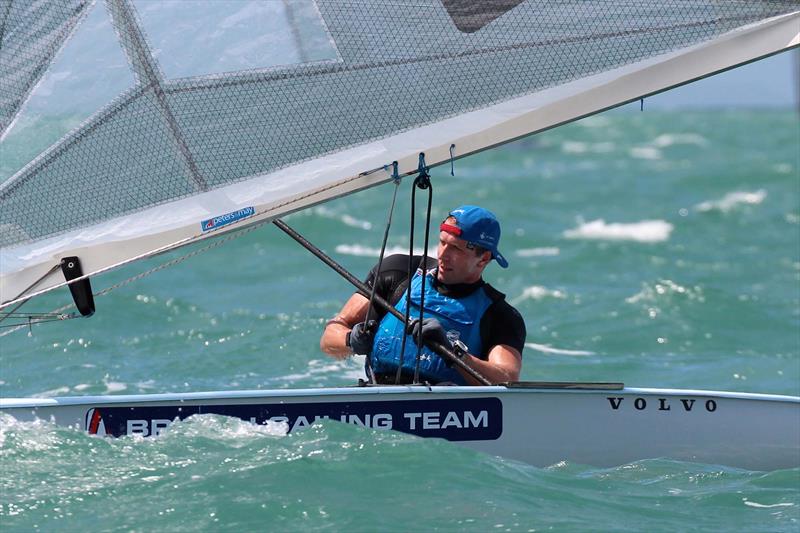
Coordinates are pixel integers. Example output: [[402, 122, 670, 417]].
[[348, 320, 377, 355], [408, 317, 449, 348]]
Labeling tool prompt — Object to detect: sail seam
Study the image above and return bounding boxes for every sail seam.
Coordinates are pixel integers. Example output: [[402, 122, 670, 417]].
[[109, 0, 208, 192], [0, 84, 150, 199]]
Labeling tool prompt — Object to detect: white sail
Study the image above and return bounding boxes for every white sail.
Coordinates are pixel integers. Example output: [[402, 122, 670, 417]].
[[1, 1, 799, 307]]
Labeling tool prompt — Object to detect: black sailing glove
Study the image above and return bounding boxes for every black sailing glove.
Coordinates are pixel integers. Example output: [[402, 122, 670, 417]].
[[408, 317, 449, 349], [348, 320, 377, 355]]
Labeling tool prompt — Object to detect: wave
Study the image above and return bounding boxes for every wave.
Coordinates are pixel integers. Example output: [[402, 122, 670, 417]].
[[563, 219, 673, 243], [335, 244, 436, 258], [652, 133, 708, 147], [524, 342, 595, 356], [694, 189, 766, 213], [626, 279, 705, 305], [510, 285, 567, 305], [312, 206, 372, 230], [277, 357, 366, 385], [561, 141, 615, 154], [515, 247, 560, 257], [629, 146, 662, 160]]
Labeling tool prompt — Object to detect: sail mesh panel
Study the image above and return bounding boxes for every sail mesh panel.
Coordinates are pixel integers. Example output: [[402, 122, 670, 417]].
[[1, 0, 798, 247], [0, 0, 91, 136]]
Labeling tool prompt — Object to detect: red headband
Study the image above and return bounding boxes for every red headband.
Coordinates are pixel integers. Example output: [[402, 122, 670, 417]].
[[440, 223, 462, 236]]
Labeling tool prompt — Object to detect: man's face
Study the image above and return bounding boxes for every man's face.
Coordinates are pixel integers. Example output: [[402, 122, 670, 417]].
[[436, 230, 491, 285]]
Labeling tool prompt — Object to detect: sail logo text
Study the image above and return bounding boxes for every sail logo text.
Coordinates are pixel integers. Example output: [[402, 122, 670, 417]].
[[607, 397, 717, 412], [201, 207, 255, 232]]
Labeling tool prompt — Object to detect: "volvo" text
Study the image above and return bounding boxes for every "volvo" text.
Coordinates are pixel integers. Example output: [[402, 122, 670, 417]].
[[607, 397, 717, 412]]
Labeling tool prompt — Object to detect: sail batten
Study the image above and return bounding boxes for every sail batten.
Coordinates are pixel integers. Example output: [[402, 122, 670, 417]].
[[1, 1, 799, 306]]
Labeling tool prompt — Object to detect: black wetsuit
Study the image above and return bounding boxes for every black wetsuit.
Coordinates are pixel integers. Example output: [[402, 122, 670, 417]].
[[362, 255, 526, 383]]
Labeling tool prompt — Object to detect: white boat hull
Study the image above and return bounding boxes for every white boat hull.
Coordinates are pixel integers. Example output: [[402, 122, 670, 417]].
[[2, 385, 798, 471]]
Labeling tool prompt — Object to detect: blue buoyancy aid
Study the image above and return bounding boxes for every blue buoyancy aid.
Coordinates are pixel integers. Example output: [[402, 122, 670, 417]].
[[369, 269, 494, 384]]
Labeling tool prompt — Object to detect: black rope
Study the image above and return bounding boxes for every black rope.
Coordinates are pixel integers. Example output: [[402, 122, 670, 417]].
[[412, 155, 433, 384], [396, 154, 434, 384], [364, 162, 401, 384]]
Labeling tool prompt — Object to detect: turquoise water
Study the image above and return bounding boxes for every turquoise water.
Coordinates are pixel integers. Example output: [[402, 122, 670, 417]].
[[1, 110, 799, 531]]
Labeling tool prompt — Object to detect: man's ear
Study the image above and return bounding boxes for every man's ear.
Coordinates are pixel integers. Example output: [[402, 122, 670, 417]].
[[478, 251, 492, 267]]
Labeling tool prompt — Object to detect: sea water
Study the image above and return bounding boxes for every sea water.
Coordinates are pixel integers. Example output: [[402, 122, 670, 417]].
[[1, 109, 798, 531]]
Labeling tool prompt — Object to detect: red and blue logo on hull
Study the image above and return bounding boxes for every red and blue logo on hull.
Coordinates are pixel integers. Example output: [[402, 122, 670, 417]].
[[201, 207, 255, 232]]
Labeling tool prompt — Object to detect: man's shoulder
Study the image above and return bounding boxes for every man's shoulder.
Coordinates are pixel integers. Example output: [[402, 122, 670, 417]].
[[482, 284, 524, 323], [377, 254, 435, 274]]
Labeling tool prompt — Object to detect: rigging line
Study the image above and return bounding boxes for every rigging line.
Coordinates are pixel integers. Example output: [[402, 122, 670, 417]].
[[0, 315, 77, 330], [94, 222, 262, 297], [0, 312, 71, 318], [0, 263, 62, 323], [364, 162, 402, 384], [412, 155, 433, 385], [397, 154, 432, 385], [396, 190, 416, 383], [0, 223, 261, 337], [272, 219, 491, 386]]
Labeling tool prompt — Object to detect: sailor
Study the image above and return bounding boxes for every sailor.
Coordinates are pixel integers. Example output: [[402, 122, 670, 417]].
[[321, 205, 525, 385]]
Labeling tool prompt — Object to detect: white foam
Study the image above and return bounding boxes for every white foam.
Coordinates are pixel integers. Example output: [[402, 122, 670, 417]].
[[38, 386, 70, 397], [562, 141, 615, 154], [172, 413, 289, 439], [743, 501, 794, 509], [563, 219, 673, 243], [104, 381, 127, 394], [278, 356, 366, 384], [630, 146, 662, 160], [626, 279, 704, 304], [525, 342, 595, 356], [694, 189, 767, 213], [652, 133, 708, 147], [313, 206, 372, 230], [562, 141, 588, 154], [516, 247, 560, 257], [335, 244, 436, 258], [510, 286, 566, 305]]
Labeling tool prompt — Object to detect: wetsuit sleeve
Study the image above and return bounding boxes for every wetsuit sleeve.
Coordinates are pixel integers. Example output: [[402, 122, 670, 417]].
[[481, 300, 526, 356]]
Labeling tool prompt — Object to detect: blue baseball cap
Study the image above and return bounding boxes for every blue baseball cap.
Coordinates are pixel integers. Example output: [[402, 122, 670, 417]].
[[441, 205, 508, 268]]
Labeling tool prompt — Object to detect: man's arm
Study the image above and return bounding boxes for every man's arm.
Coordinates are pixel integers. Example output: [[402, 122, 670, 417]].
[[319, 293, 370, 359], [455, 344, 521, 385]]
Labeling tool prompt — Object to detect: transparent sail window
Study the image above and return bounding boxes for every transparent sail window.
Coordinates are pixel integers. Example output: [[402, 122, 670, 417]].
[[132, 0, 340, 80], [0, 2, 135, 183]]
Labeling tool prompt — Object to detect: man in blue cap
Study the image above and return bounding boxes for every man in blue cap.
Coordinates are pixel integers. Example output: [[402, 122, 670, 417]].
[[321, 205, 525, 385]]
